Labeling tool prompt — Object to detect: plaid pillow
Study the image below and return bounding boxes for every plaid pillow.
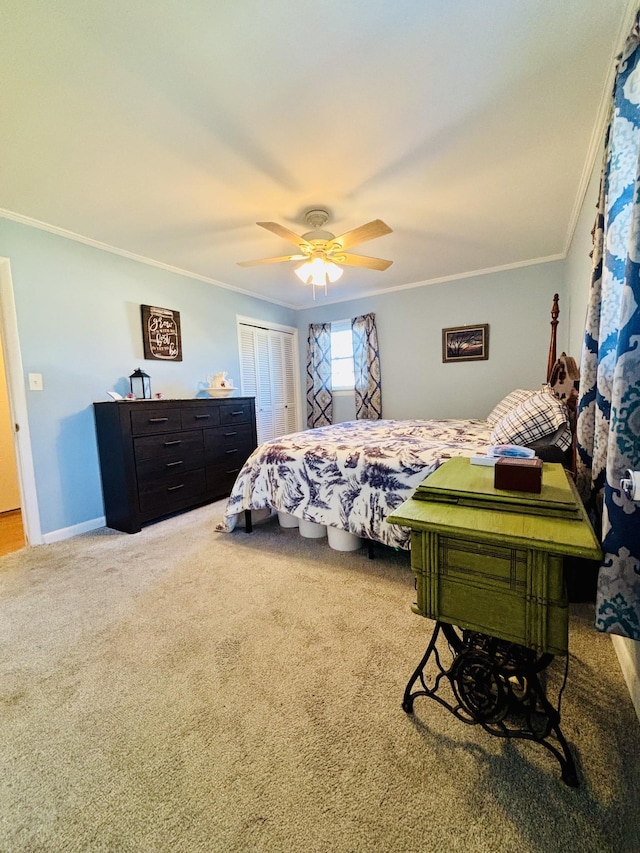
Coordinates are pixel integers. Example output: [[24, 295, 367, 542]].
[[486, 389, 536, 427], [490, 388, 571, 450]]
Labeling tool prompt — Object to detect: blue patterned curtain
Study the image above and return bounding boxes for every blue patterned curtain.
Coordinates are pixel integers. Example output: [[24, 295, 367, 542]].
[[306, 323, 333, 427], [576, 15, 640, 641], [352, 313, 382, 420]]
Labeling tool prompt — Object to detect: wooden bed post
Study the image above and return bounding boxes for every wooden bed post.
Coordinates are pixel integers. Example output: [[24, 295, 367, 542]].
[[547, 293, 559, 383], [546, 295, 580, 477]]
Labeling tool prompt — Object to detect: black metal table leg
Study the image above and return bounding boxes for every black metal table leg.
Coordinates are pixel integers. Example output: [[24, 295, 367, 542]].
[[402, 622, 457, 713], [402, 621, 578, 787]]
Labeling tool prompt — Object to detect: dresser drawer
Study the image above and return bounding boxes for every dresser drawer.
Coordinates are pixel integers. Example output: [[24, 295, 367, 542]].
[[219, 400, 253, 425], [204, 424, 254, 463], [136, 450, 205, 482], [134, 430, 204, 462], [180, 407, 220, 430], [130, 408, 182, 435], [138, 469, 207, 520], [206, 463, 244, 499]]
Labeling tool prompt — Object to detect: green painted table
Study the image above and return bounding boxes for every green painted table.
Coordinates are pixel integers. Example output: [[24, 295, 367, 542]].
[[387, 457, 601, 786]]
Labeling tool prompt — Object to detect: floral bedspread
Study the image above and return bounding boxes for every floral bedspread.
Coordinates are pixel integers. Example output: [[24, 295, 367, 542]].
[[219, 418, 491, 549]]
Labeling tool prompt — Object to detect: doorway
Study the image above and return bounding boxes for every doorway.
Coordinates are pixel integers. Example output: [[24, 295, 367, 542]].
[[0, 329, 24, 554], [0, 257, 42, 550]]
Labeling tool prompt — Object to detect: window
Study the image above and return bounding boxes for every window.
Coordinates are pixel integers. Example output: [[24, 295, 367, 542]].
[[331, 320, 354, 390]]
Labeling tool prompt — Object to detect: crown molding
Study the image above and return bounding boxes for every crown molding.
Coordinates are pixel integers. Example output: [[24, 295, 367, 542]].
[[563, 0, 639, 254], [0, 208, 297, 310], [302, 254, 566, 310]]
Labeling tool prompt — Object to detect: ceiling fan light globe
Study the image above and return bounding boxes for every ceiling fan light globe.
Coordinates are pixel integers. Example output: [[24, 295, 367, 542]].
[[294, 262, 312, 284], [294, 258, 343, 286], [325, 262, 343, 282]]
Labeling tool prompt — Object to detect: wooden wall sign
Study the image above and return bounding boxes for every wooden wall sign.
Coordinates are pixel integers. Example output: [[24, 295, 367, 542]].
[[141, 305, 182, 361]]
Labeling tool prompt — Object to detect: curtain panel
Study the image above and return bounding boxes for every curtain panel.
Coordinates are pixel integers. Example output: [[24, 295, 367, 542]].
[[576, 14, 640, 640], [306, 323, 333, 428], [352, 313, 382, 420]]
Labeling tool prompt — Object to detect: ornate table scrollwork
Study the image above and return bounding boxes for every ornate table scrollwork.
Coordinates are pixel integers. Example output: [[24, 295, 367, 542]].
[[402, 622, 577, 787]]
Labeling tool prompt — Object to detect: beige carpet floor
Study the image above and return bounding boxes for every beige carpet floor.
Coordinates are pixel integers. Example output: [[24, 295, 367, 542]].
[[0, 502, 639, 852]]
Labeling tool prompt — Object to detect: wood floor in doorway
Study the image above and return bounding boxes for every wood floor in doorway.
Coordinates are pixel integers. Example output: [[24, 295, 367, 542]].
[[0, 509, 25, 556]]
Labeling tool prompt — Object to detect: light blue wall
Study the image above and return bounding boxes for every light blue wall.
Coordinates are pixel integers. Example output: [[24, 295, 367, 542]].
[[0, 218, 295, 535], [297, 262, 567, 423], [0, 217, 570, 537], [565, 146, 602, 357]]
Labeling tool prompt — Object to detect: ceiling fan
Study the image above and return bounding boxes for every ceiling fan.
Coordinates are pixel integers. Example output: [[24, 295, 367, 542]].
[[237, 209, 393, 298]]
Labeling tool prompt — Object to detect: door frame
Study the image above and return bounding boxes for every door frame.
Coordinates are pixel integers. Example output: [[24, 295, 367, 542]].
[[0, 257, 42, 545]]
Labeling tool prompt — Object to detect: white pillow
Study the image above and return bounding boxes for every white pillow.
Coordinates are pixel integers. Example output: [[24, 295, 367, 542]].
[[490, 388, 571, 450], [486, 389, 536, 427]]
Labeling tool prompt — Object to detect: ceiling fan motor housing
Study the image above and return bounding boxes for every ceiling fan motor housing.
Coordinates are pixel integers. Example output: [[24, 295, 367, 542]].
[[302, 209, 335, 243]]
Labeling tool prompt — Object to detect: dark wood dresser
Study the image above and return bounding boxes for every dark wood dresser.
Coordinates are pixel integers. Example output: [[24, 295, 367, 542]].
[[93, 397, 257, 533]]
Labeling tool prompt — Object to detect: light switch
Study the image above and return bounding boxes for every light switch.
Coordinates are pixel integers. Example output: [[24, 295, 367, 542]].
[[28, 372, 43, 391]]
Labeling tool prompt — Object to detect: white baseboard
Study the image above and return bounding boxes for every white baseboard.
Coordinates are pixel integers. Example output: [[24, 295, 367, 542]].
[[611, 634, 640, 723], [42, 516, 106, 544]]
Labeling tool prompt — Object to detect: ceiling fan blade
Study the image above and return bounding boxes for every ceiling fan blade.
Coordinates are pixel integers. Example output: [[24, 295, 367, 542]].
[[257, 221, 312, 248], [336, 252, 393, 271], [237, 254, 307, 267], [331, 219, 392, 251]]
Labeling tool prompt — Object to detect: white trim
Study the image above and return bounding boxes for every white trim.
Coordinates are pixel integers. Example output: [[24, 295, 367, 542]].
[[611, 634, 640, 723], [0, 210, 572, 314], [0, 208, 568, 313], [236, 315, 297, 335], [562, 0, 639, 256], [562, 100, 608, 257], [304, 254, 566, 309], [0, 208, 297, 310], [42, 516, 106, 544], [0, 258, 43, 545]]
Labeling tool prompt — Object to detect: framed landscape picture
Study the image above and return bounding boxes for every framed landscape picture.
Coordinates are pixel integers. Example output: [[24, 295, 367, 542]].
[[442, 323, 489, 363]]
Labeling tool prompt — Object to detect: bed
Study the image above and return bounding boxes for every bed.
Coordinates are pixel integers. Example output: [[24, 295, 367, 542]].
[[219, 296, 575, 550]]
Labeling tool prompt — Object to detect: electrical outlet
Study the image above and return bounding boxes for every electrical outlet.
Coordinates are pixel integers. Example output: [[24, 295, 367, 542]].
[[28, 372, 43, 391]]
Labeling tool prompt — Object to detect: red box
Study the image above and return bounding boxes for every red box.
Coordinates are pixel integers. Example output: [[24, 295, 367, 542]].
[[494, 456, 543, 493]]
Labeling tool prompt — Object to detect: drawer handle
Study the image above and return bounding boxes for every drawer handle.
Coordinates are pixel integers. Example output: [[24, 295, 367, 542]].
[[165, 460, 184, 468], [167, 484, 185, 492], [224, 431, 237, 437], [164, 440, 182, 447], [229, 410, 244, 416], [194, 414, 211, 420], [225, 448, 238, 455], [148, 417, 169, 423]]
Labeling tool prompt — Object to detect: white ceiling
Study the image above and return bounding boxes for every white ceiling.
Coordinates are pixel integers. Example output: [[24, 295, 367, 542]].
[[0, 0, 633, 309]]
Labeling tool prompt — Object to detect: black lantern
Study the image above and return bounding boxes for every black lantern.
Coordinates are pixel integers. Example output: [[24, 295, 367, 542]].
[[129, 367, 151, 399]]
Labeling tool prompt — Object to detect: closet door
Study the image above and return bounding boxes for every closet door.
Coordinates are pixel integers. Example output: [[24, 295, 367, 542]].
[[268, 331, 297, 438], [239, 325, 273, 445], [238, 323, 298, 445]]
